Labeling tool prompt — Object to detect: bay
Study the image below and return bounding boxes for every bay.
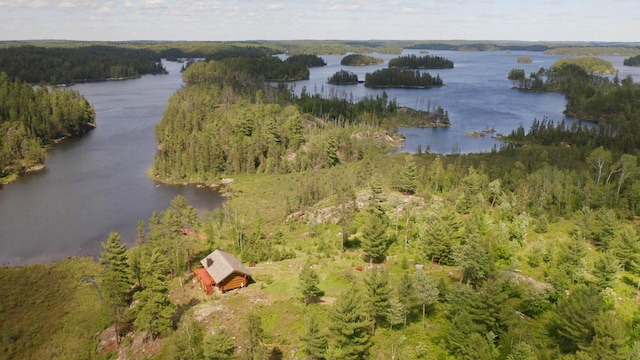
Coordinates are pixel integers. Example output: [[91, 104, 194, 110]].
[[0, 61, 224, 266]]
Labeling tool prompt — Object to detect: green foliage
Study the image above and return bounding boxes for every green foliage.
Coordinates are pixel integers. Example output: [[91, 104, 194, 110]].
[[360, 208, 390, 263], [395, 155, 418, 194], [299, 313, 327, 360], [624, 55, 640, 67], [364, 68, 444, 88], [299, 262, 322, 304], [387, 54, 454, 69], [0, 73, 96, 178], [326, 70, 358, 85], [243, 313, 266, 360], [363, 268, 392, 330], [552, 57, 616, 75], [517, 56, 533, 63], [133, 271, 174, 340], [328, 285, 372, 360], [99, 232, 132, 344], [285, 54, 326, 68], [508, 68, 526, 80], [340, 54, 383, 66], [552, 284, 603, 353], [203, 327, 236, 360], [0, 45, 166, 84]]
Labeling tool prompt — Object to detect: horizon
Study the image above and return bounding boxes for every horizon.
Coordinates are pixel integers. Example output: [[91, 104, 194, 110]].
[[1, 1, 638, 43]]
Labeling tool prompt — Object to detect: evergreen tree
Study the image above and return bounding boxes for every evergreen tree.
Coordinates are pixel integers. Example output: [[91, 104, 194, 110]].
[[99, 231, 131, 345], [588, 313, 630, 360], [613, 225, 640, 273], [203, 327, 236, 360], [387, 294, 407, 330], [363, 268, 392, 332], [454, 235, 494, 284], [328, 286, 372, 360], [397, 272, 418, 328], [396, 155, 418, 194], [414, 269, 439, 327], [163, 314, 205, 360], [361, 208, 389, 263], [133, 271, 174, 340], [243, 313, 266, 360], [300, 313, 327, 360], [299, 262, 322, 305], [506, 342, 536, 360], [593, 251, 620, 289], [553, 284, 602, 353]]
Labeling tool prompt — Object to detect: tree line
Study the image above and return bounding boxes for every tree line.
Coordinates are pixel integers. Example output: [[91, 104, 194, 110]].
[[387, 54, 454, 69], [0, 45, 167, 84], [364, 68, 444, 88], [0, 73, 95, 179]]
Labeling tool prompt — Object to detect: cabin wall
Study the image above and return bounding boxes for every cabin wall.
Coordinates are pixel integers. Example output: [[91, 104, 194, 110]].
[[219, 273, 248, 292]]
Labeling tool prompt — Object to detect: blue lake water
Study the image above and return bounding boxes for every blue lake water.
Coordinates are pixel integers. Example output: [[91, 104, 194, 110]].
[[1, 50, 637, 265]]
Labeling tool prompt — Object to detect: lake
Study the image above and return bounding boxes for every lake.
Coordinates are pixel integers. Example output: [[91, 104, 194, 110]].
[[0, 61, 224, 266], [1, 50, 637, 265]]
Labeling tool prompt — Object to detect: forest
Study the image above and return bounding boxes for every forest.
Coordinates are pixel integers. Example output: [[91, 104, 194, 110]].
[[326, 70, 359, 85], [364, 68, 444, 88], [4, 40, 640, 360], [387, 54, 454, 69], [624, 55, 640, 67], [0, 73, 96, 181], [0, 45, 167, 84], [340, 54, 384, 66]]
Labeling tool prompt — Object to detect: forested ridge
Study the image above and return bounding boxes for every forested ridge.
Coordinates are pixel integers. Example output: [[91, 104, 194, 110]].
[[0, 73, 96, 181], [4, 41, 640, 360], [0, 45, 167, 84], [388, 54, 454, 69]]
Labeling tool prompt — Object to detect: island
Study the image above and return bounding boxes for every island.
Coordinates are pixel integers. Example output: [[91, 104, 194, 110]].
[[551, 57, 616, 74], [285, 53, 326, 68], [364, 68, 444, 88], [623, 55, 640, 67], [327, 69, 359, 85], [517, 56, 533, 63], [387, 54, 454, 69], [340, 53, 384, 66]]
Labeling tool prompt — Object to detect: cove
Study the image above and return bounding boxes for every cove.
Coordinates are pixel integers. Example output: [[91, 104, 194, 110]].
[[0, 60, 224, 266]]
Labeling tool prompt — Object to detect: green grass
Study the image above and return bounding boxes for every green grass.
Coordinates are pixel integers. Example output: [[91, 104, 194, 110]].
[[0, 257, 110, 360]]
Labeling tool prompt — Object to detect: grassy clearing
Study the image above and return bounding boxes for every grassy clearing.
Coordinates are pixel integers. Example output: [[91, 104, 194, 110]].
[[0, 257, 110, 360]]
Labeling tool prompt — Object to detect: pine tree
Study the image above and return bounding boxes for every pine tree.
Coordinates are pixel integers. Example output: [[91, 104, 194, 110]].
[[243, 313, 266, 360], [99, 232, 131, 345], [328, 286, 372, 360], [299, 262, 322, 305], [397, 272, 418, 328], [396, 155, 417, 194], [387, 294, 407, 330], [300, 313, 327, 360], [363, 268, 392, 332], [593, 251, 620, 289], [133, 271, 174, 340], [414, 269, 439, 327], [203, 327, 236, 360], [553, 284, 602, 352], [588, 313, 630, 360], [361, 209, 389, 263]]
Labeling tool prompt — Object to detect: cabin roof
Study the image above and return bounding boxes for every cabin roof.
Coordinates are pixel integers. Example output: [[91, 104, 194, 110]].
[[200, 249, 251, 283]]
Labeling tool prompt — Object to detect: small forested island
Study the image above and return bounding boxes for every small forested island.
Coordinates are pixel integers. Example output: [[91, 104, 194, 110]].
[[285, 53, 326, 67], [327, 69, 359, 85], [517, 56, 533, 63], [387, 54, 454, 69], [624, 55, 640, 67], [183, 55, 309, 82], [0, 73, 96, 182], [340, 54, 384, 66], [0, 45, 167, 84], [551, 57, 616, 74], [364, 68, 444, 88]]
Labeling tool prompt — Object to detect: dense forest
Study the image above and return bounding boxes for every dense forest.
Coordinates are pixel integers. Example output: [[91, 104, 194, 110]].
[[624, 55, 640, 67], [551, 57, 616, 74], [326, 70, 359, 85], [387, 54, 454, 69], [364, 68, 444, 88], [340, 54, 384, 66], [0, 73, 96, 181], [0, 45, 166, 84], [285, 54, 327, 68], [5, 40, 640, 360]]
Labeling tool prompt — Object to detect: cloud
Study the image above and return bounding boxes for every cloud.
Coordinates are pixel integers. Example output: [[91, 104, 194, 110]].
[[266, 3, 283, 10]]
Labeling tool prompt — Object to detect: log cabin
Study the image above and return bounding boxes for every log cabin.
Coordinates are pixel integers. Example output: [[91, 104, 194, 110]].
[[195, 249, 252, 294]]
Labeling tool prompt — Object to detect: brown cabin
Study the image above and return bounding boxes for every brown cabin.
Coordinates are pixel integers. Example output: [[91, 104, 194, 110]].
[[196, 250, 251, 293]]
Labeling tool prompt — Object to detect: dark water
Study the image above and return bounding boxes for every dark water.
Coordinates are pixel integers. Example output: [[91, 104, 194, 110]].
[[289, 50, 637, 154], [0, 61, 224, 265]]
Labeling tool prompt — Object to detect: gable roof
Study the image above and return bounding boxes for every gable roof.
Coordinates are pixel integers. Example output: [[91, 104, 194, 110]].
[[200, 249, 251, 284]]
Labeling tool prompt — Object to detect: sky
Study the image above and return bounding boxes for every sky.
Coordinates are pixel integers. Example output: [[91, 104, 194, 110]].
[[0, 0, 638, 42]]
